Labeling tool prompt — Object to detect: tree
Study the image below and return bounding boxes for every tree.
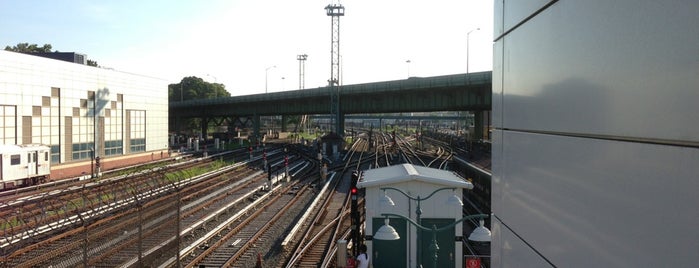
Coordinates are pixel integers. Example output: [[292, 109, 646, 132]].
[[168, 76, 232, 135], [4, 42, 53, 53], [5, 42, 99, 67], [168, 76, 231, 102]]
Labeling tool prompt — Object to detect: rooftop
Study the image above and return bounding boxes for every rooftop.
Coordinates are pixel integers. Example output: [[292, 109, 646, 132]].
[[358, 163, 472, 189]]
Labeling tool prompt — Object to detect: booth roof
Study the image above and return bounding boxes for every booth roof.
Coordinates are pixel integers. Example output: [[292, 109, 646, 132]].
[[357, 163, 472, 190]]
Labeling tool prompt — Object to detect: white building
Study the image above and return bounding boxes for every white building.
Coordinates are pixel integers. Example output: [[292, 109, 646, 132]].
[[493, 1, 699, 267], [359, 164, 474, 268], [0, 50, 168, 166]]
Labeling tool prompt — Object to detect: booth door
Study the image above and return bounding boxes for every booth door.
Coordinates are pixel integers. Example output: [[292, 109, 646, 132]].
[[419, 218, 455, 268], [372, 217, 407, 268]]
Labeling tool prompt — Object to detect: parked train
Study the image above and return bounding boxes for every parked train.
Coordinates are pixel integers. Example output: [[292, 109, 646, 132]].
[[453, 155, 491, 215], [0, 144, 51, 190]]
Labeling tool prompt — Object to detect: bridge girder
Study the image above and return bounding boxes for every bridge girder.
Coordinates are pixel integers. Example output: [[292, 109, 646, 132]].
[[170, 72, 492, 134]]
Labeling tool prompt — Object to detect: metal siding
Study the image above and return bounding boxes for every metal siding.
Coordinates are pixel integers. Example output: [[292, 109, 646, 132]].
[[501, 1, 699, 142], [500, 131, 699, 266], [495, 0, 699, 267]]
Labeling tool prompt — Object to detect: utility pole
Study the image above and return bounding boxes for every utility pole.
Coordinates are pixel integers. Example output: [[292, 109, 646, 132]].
[[326, 3, 344, 136]]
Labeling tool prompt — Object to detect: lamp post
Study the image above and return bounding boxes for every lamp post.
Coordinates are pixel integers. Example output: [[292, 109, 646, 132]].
[[466, 27, 480, 74], [374, 213, 489, 268], [206, 74, 218, 97], [379, 186, 466, 267], [406, 59, 411, 77], [89, 147, 94, 179], [265, 65, 276, 93]]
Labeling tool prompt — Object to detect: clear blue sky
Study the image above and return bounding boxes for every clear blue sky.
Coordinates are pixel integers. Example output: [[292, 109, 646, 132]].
[[1, 0, 493, 96]]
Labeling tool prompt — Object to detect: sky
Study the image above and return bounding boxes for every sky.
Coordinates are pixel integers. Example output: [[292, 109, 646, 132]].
[[1, 0, 493, 96]]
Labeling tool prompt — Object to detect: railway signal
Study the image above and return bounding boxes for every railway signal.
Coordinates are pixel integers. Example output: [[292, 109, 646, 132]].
[[263, 150, 268, 173], [284, 155, 289, 180], [350, 171, 360, 256]]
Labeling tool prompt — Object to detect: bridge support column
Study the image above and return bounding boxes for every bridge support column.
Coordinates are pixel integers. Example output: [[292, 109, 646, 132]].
[[173, 116, 182, 134], [281, 115, 288, 132], [474, 111, 484, 141], [200, 117, 209, 142], [253, 114, 261, 146], [336, 113, 345, 136]]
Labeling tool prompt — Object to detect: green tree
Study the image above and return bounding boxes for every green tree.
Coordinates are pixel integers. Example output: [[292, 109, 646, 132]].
[[4, 42, 53, 53], [168, 76, 232, 135], [168, 76, 230, 102], [5, 42, 99, 67]]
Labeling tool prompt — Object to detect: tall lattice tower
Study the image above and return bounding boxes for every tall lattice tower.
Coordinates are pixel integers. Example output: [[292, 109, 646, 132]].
[[297, 54, 309, 132], [325, 3, 344, 135], [297, 54, 308, 90]]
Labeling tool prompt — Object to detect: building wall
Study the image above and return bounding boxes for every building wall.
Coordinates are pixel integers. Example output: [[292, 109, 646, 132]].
[[0, 50, 168, 164], [492, 1, 699, 267]]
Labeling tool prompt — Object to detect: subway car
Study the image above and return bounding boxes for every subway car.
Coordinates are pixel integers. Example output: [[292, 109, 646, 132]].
[[0, 144, 51, 190]]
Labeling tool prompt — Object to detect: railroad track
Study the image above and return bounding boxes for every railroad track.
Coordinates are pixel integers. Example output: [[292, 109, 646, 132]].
[[284, 139, 370, 267], [0, 147, 281, 267]]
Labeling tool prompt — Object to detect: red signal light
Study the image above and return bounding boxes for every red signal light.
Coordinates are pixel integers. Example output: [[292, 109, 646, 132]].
[[351, 187, 358, 195]]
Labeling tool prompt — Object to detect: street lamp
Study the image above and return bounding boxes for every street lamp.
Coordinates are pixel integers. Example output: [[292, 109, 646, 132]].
[[265, 65, 276, 93], [406, 59, 411, 77], [466, 27, 480, 74], [89, 147, 94, 178], [379, 187, 466, 266], [374, 213, 489, 268]]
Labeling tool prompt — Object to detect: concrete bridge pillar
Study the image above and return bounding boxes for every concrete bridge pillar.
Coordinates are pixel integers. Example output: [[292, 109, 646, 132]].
[[281, 115, 288, 132], [200, 117, 209, 142], [253, 114, 261, 145], [473, 111, 490, 140], [337, 113, 345, 136], [474, 111, 484, 141]]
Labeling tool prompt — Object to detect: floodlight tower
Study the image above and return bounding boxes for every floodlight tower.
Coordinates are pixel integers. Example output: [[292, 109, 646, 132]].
[[297, 54, 308, 90], [326, 3, 344, 136], [298, 54, 309, 132]]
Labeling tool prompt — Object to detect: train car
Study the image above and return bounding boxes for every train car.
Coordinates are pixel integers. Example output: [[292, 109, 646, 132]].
[[0, 144, 51, 190], [453, 155, 491, 215]]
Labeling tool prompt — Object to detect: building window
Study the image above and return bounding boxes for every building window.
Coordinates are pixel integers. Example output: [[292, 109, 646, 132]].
[[0, 105, 17, 145], [10, 154, 20, 165], [130, 138, 145, 152], [50, 145, 59, 163], [72, 143, 94, 161], [105, 140, 123, 156], [128, 110, 146, 153]]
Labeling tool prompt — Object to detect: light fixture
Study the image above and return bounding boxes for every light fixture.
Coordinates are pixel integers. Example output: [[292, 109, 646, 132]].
[[467, 219, 491, 242], [379, 191, 395, 207], [374, 218, 400, 240], [447, 190, 464, 207]]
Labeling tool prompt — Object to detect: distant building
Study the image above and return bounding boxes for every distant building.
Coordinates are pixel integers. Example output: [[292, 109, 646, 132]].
[[0, 50, 168, 169], [30, 52, 87, 65]]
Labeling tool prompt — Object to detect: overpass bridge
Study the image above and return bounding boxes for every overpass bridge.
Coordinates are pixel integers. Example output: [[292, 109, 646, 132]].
[[169, 71, 491, 141]]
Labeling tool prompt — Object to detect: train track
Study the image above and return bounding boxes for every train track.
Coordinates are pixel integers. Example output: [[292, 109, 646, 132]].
[[0, 148, 280, 267], [284, 138, 371, 267], [1, 132, 478, 267]]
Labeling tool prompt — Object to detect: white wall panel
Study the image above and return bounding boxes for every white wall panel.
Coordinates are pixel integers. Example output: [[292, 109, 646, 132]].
[[0, 50, 168, 160], [501, 1, 699, 143], [498, 131, 699, 267], [491, 219, 554, 267]]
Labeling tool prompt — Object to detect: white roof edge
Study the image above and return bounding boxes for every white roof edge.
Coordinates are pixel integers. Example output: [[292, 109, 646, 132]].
[[357, 164, 473, 190]]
